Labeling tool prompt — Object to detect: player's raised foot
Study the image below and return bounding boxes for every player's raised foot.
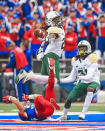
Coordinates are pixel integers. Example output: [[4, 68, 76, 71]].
[[15, 69, 27, 84], [78, 113, 85, 120], [48, 58, 55, 70], [50, 98, 60, 110], [22, 70, 33, 84]]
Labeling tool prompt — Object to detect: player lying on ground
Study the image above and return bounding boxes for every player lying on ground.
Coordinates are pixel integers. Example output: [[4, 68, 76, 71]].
[[3, 58, 60, 121], [3, 94, 60, 121], [56, 40, 100, 121]]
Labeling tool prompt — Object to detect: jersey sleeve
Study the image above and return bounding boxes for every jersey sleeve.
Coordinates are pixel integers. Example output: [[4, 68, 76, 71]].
[[60, 65, 77, 83]]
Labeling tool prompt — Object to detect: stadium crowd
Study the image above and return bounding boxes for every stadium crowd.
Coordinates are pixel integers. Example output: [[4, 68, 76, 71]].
[[0, 0, 105, 59]]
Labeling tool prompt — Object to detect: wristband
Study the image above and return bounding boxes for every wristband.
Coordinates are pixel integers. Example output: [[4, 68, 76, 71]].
[[8, 96, 12, 101], [28, 95, 34, 99]]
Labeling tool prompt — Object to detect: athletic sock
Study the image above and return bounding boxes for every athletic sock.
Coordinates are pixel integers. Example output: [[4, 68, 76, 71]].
[[82, 92, 93, 114], [63, 108, 69, 117]]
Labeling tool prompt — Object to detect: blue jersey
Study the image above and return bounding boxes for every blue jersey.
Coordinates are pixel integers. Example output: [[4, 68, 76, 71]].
[[19, 105, 39, 121]]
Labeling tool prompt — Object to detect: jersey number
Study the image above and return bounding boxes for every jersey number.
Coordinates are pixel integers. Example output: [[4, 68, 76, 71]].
[[78, 69, 87, 76]]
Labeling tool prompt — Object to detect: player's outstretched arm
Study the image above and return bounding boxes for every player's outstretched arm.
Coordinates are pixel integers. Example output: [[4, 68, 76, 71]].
[[23, 94, 42, 102], [3, 96, 24, 114]]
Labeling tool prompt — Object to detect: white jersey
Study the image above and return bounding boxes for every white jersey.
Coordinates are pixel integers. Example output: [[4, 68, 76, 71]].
[[44, 27, 65, 57], [61, 54, 100, 84]]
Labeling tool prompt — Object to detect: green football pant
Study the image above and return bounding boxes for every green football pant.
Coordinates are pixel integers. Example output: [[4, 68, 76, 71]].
[[41, 52, 60, 82], [64, 82, 99, 109]]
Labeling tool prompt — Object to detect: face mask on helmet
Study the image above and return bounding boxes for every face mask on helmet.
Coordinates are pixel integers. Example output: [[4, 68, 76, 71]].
[[77, 40, 91, 56], [45, 11, 62, 26], [52, 16, 62, 26]]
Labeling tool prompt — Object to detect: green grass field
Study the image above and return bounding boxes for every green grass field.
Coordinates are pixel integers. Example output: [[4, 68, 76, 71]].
[[0, 102, 105, 113]]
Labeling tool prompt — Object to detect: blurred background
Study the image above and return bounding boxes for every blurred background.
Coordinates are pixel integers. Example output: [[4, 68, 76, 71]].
[[0, 0, 105, 104]]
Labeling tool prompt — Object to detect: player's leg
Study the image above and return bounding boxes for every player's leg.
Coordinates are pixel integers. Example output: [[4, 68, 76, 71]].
[[45, 58, 55, 101], [79, 82, 99, 120], [41, 55, 49, 75], [22, 71, 49, 84], [34, 96, 54, 119], [58, 83, 87, 120], [55, 59, 60, 83], [42, 52, 60, 82]]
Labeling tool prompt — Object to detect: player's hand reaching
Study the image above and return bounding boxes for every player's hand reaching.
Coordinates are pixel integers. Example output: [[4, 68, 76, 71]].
[[36, 47, 43, 55], [22, 94, 29, 103], [3, 96, 12, 104], [36, 47, 44, 61]]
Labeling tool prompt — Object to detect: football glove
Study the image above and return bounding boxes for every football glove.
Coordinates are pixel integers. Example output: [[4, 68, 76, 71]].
[[3, 96, 12, 104]]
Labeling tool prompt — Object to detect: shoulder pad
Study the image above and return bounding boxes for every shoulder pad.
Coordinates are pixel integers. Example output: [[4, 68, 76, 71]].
[[88, 53, 98, 64], [48, 26, 60, 34], [71, 57, 76, 65]]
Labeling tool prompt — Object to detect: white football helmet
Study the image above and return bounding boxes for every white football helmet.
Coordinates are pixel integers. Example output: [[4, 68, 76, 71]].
[[45, 11, 62, 26], [78, 40, 91, 55]]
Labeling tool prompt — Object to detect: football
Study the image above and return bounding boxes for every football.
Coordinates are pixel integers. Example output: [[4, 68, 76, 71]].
[[34, 29, 45, 38]]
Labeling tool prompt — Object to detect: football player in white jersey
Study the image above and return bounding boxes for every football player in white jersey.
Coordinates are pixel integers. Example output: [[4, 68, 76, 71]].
[[36, 11, 65, 82], [56, 40, 100, 120]]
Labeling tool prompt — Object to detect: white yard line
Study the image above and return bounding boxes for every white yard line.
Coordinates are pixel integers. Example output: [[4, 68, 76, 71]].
[[0, 112, 104, 116]]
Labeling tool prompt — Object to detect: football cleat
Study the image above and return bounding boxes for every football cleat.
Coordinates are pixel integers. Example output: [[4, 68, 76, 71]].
[[22, 70, 33, 84], [15, 69, 27, 84], [78, 113, 85, 120]]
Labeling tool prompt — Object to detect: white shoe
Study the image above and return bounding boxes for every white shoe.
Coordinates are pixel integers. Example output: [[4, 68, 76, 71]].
[[22, 70, 33, 83], [78, 113, 85, 120], [56, 115, 67, 121], [15, 69, 27, 84]]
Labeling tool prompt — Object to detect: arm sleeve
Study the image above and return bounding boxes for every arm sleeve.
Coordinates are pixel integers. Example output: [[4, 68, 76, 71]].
[[6, 52, 16, 68], [79, 63, 97, 81], [60, 65, 77, 83]]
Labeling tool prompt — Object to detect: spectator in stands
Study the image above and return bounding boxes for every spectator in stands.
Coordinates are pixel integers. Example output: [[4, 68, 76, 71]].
[[91, 0, 102, 17], [9, 14, 23, 47], [0, 24, 10, 52], [65, 0, 76, 16], [2, 40, 29, 101], [0, 1, 8, 17], [50, 0, 63, 12], [23, 22, 42, 55], [24, 15, 35, 32], [33, 10, 41, 24], [64, 25, 77, 58], [77, 15, 90, 42], [14, 3, 23, 20], [6, 7, 15, 24], [66, 8, 77, 32], [86, 7, 97, 51], [20, 0, 31, 18], [76, 0, 86, 18], [38, 0, 51, 18], [97, 14, 105, 57]]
